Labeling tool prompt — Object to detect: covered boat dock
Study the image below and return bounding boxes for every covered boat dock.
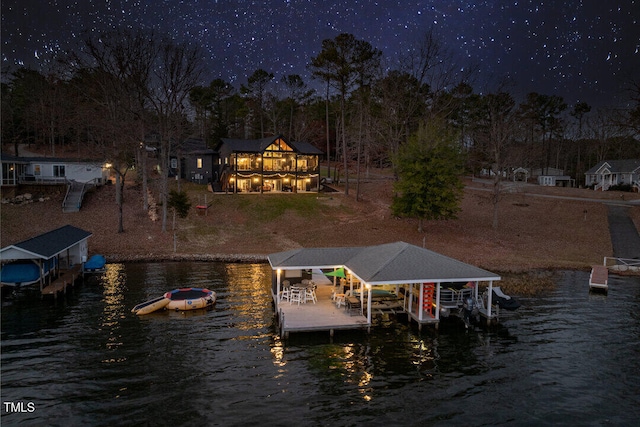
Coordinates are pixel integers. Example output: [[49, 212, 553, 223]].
[[268, 241, 502, 337], [0, 225, 93, 296]]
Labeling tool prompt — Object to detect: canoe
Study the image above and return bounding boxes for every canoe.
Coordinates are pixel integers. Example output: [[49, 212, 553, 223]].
[[164, 288, 216, 311], [131, 296, 170, 315]]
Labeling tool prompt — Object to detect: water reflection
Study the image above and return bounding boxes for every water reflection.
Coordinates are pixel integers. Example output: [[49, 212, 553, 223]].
[[1, 263, 639, 426], [100, 264, 126, 351]]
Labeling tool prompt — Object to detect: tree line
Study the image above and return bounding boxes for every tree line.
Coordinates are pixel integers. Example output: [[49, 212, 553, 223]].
[[2, 28, 639, 233]]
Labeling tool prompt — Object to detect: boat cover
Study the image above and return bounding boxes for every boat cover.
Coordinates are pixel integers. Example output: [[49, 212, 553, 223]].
[[84, 255, 106, 270]]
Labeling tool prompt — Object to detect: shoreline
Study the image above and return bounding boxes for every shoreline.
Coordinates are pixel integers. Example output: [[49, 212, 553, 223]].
[[104, 252, 269, 264]]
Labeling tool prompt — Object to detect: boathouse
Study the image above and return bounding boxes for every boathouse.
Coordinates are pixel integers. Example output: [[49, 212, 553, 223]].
[[268, 241, 502, 337], [0, 225, 92, 293]]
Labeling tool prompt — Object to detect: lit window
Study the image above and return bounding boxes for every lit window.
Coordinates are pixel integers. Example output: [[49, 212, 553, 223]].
[[197, 158, 203, 168]]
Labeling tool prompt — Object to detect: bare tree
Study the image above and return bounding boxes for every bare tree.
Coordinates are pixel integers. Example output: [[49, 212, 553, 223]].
[[310, 33, 381, 196], [73, 28, 156, 233], [241, 69, 274, 138], [476, 91, 518, 229], [146, 37, 204, 232]]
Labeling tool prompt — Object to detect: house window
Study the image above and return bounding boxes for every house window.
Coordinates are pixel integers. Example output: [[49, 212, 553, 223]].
[[170, 158, 178, 169], [53, 165, 65, 177], [34, 165, 41, 176], [197, 158, 203, 169], [266, 138, 293, 152]]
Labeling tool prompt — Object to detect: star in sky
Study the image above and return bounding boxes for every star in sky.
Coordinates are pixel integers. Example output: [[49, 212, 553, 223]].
[[2, 0, 638, 108]]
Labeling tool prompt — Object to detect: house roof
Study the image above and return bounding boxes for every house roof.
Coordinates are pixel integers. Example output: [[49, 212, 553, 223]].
[[289, 141, 324, 155], [269, 241, 500, 285], [0, 154, 30, 164], [585, 159, 640, 175], [0, 225, 92, 261], [220, 135, 323, 155], [0, 154, 102, 164], [179, 138, 215, 155]]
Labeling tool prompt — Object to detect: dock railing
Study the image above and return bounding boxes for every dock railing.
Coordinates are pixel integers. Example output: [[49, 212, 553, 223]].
[[603, 257, 640, 272]]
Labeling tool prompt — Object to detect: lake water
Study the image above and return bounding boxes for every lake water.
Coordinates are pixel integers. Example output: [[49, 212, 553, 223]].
[[2, 263, 639, 426]]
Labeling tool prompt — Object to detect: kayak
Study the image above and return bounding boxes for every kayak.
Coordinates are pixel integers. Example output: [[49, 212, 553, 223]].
[[131, 296, 170, 315]]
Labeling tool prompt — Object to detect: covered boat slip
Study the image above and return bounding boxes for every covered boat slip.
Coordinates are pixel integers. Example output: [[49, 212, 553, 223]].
[[0, 225, 92, 295], [268, 242, 502, 337]]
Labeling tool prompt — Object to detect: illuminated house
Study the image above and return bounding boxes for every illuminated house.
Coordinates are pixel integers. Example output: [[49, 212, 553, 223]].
[[217, 135, 323, 193]]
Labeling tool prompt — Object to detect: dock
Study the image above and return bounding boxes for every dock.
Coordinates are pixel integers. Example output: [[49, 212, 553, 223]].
[[277, 284, 371, 338], [589, 265, 609, 292], [42, 264, 83, 297]]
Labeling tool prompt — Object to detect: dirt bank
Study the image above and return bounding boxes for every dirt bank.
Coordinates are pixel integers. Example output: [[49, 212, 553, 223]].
[[2, 175, 639, 276]]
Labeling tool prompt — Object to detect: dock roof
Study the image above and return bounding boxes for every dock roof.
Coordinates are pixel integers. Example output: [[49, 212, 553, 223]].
[[269, 241, 500, 285], [0, 225, 92, 261]]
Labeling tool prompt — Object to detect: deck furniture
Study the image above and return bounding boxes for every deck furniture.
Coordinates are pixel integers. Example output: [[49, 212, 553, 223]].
[[279, 287, 290, 302], [346, 296, 361, 316], [304, 286, 317, 304], [290, 287, 303, 305]]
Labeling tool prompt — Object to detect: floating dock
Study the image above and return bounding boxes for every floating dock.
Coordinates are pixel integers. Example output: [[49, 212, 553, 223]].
[[589, 265, 609, 292]]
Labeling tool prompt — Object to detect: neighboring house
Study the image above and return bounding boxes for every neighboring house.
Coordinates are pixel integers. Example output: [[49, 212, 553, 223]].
[[176, 138, 218, 185], [0, 154, 110, 187], [216, 135, 323, 193], [537, 175, 573, 187], [584, 159, 640, 191], [511, 167, 530, 182]]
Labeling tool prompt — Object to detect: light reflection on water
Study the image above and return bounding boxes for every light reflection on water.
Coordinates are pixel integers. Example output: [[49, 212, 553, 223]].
[[1, 263, 639, 426]]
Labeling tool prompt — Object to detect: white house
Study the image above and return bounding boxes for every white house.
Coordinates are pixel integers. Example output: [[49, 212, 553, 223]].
[[1, 155, 110, 186], [584, 159, 640, 191]]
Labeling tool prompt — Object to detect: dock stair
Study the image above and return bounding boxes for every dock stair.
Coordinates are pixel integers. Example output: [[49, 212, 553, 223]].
[[62, 180, 90, 213]]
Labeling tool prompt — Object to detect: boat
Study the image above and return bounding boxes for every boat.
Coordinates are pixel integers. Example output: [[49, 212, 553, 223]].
[[165, 288, 216, 311], [131, 295, 171, 315], [589, 265, 609, 292], [83, 254, 106, 273], [0, 259, 56, 287], [491, 286, 521, 310]]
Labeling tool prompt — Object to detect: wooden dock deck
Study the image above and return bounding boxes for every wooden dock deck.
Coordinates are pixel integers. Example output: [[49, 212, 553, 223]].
[[277, 284, 370, 338], [589, 265, 609, 292], [41, 264, 82, 297]]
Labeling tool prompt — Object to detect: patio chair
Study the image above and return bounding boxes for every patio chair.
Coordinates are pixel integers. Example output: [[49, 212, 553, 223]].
[[290, 287, 303, 305], [334, 293, 346, 308], [304, 286, 317, 304]]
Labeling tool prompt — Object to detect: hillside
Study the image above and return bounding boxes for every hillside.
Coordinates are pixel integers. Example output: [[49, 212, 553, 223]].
[[2, 173, 639, 276]]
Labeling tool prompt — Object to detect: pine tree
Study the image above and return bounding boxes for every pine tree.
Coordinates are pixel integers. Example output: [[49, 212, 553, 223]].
[[391, 121, 465, 232]]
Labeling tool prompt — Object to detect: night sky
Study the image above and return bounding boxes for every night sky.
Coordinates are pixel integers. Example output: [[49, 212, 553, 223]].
[[2, 1, 639, 108]]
